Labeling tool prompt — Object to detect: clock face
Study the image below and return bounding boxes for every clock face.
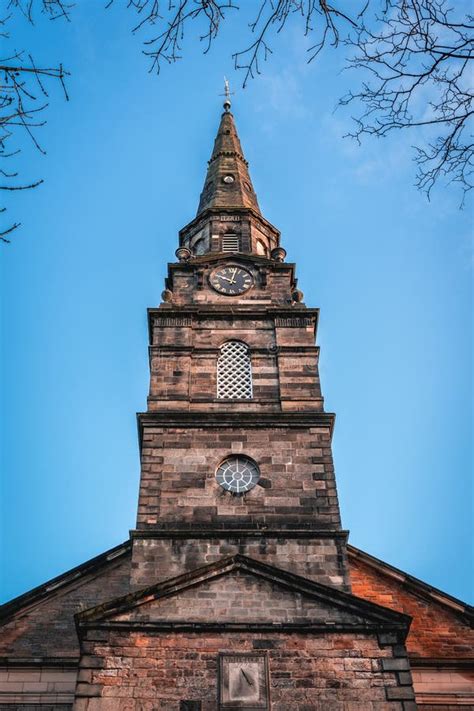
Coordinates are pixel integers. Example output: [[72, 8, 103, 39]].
[[210, 266, 254, 295], [216, 456, 260, 494]]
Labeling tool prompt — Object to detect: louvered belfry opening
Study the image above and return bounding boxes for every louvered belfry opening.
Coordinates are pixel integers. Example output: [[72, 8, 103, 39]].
[[222, 233, 240, 253], [217, 341, 253, 399]]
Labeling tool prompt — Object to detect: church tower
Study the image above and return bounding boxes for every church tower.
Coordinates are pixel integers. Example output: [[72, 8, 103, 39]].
[[10, 95, 474, 711], [71, 99, 418, 710], [131, 98, 347, 592]]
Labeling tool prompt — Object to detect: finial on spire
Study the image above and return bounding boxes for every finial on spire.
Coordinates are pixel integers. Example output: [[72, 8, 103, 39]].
[[221, 76, 234, 112]]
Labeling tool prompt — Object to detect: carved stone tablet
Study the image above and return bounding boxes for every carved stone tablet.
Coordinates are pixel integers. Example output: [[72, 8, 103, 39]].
[[219, 654, 269, 710]]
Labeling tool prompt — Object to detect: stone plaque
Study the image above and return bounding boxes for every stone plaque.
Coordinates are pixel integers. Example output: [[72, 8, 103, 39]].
[[219, 654, 269, 710]]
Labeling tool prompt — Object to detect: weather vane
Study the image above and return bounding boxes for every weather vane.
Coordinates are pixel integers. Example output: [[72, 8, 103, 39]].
[[221, 76, 234, 112]]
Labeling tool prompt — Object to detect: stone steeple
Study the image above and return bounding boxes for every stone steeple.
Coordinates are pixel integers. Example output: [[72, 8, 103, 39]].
[[196, 109, 261, 216], [178, 99, 281, 259], [2, 90, 456, 711]]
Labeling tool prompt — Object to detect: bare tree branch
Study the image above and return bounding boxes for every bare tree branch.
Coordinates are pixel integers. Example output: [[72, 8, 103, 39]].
[[108, 2, 356, 86], [7, 0, 75, 23], [341, 0, 473, 203], [112, 0, 472, 202], [3, 0, 471, 243], [0, 220, 20, 243], [1, 2, 70, 242]]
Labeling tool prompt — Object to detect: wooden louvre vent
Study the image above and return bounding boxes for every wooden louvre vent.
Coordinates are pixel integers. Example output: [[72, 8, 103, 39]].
[[222, 233, 240, 252]]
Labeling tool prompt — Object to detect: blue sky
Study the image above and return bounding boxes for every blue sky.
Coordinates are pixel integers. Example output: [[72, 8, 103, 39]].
[[1, 2, 472, 603]]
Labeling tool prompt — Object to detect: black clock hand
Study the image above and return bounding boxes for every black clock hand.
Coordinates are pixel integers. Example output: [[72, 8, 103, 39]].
[[241, 669, 253, 686], [220, 270, 238, 284]]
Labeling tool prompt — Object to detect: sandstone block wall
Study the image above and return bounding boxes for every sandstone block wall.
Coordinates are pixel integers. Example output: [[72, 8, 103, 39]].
[[164, 260, 296, 308], [147, 309, 323, 412], [137, 425, 340, 530], [73, 631, 417, 711], [0, 666, 76, 709], [130, 535, 349, 591]]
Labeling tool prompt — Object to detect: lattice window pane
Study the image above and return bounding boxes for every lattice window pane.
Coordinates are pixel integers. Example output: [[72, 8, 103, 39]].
[[217, 341, 253, 399], [222, 234, 240, 252]]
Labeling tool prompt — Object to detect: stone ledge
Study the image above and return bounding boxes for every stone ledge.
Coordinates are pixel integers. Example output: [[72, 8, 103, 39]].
[[138, 410, 336, 432], [130, 527, 349, 539]]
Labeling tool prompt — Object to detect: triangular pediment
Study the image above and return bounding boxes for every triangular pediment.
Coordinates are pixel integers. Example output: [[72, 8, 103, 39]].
[[77, 555, 410, 635]]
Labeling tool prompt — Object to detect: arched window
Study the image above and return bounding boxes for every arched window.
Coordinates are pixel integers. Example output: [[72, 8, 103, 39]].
[[217, 341, 253, 399]]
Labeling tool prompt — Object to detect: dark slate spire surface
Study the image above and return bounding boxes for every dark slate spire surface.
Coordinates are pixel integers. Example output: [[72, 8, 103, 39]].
[[196, 108, 261, 216]]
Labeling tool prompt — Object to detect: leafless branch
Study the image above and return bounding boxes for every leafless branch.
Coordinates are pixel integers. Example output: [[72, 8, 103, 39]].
[[3, 0, 470, 242], [1, 2, 70, 241], [109, 1, 356, 86], [341, 0, 473, 202], [7, 0, 75, 23], [106, 1, 239, 74], [0, 220, 20, 242]]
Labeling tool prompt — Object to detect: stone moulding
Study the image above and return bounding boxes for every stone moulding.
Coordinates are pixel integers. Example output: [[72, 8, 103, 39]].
[[77, 620, 410, 635], [75, 554, 412, 638], [147, 305, 320, 344], [130, 527, 350, 539], [137, 410, 335, 430]]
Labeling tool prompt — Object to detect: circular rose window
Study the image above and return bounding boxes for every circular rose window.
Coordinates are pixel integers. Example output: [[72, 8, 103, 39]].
[[216, 455, 260, 494]]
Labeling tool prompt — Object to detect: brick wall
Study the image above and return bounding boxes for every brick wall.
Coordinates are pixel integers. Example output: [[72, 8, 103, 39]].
[[73, 630, 416, 711], [349, 556, 474, 709], [0, 558, 131, 659], [349, 557, 473, 659]]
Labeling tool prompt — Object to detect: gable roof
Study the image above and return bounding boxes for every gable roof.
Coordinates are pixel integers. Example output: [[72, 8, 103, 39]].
[[0, 541, 132, 662], [0, 540, 131, 622], [76, 554, 411, 637], [1, 537, 470, 655], [1, 540, 470, 627], [347, 545, 473, 625]]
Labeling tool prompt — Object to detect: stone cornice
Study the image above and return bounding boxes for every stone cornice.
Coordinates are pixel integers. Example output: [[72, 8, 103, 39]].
[[179, 207, 280, 241], [76, 554, 411, 638], [147, 305, 320, 344], [0, 657, 79, 667], [78, 620, 408, 635], [149, 304, 318, 316], [131, 527, 349, 540], [137, 410, 335, 436], [147, 345, 320, 355], [409, 657, 474, 668]]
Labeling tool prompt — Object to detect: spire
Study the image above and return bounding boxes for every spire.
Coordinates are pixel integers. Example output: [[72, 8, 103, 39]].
[[196, 94, 261, 216]]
